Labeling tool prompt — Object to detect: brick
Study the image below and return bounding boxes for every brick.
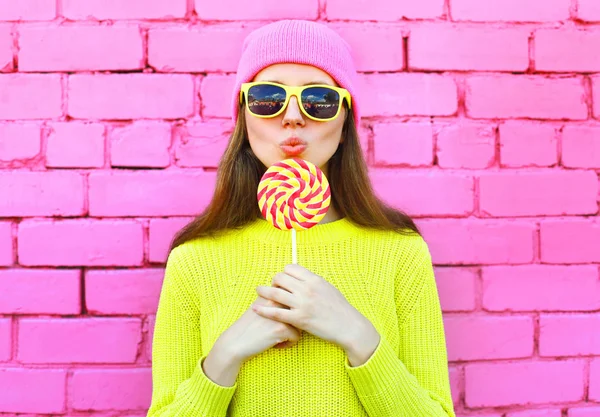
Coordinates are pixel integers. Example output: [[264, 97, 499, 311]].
[[372, 122, 434, 167], [0, 74, 61, 119], [46, 122, 105, 168], [563, 125, 600, 168], [86, 269, 164, 315], [0, 269, 79, 314], [419, 219, 535, 265], [146, 315, 156, 360], [0, 221, 11, 266], [19, 24, 144, 72], [148, 217, 192, 263], [70, 368, 151, 411], [0, 0, 55, 21], [0, 318, 9, 361], [410, 25, 528, 71], [446, 315, 533, 361], [577, 0, 600, 22], [110, 121, 171, 168], [466, 75, 587, 120], [0, 25, 12, 71], [507, 410, 561, 417], [595, 76, 600, 119], [449, 366, 460, 405], [201, 75, 235, 118], [371, 170, 473, 216], [483, 265, 600, 312], [437, 123, 495, 169], [0, 368, 65, 413], [461, 413, 503, 417], [535, 29, 600, 72], [174, 120, 232, 168], [149, 26, 251, 72], [465, 360, 584, 407], [569, 407, 600, 417], [539, 313, 600, 356], [68, 74, 194, 120], [591, 359, 600, 401], [89, 171, 216, 217], [451, 0, 570, 22], [62, 0, 186, 20], [358, 124, 370, 156], [333, 24, 404, 72], [18, 220, 144, 267], [195, 0, 318, 20], [0, 171, 84, 216], [359, 73, 457, 117], [0, 123, 41, 161], [540, 220, 600, 263], [499, 122, 558, 167], [435, 267, 476, 312], [18, 318, 141, 363], [479, 171, 597, 217], [327, 0, 443, 20]]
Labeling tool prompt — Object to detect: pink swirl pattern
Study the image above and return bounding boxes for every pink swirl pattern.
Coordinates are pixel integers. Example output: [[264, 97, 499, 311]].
[[257, 158, 331, 231]]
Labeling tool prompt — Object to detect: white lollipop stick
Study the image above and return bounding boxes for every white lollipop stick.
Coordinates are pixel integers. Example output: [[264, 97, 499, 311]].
[[257, 158, 331, 266]]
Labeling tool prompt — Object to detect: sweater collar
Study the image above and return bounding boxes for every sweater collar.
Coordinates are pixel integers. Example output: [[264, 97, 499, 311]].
[[236, 216, 362, 245]]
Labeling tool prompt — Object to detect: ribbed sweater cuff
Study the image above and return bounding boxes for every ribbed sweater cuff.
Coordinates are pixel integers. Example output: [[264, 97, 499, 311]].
[[188, 355, 237, 413], [344, 334, 403, 398]]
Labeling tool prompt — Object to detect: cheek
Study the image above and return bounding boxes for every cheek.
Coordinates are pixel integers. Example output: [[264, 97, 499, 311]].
[[244, 115, 282, 167], [320, 118, 345, 144], [246, 114, 273, 144]]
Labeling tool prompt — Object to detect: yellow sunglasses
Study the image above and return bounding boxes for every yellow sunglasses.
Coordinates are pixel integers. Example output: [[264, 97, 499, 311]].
[[240, 81, 352, 122]]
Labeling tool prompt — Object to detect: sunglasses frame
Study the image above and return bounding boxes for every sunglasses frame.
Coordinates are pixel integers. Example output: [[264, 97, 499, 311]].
[[239, 81, 352, 122]]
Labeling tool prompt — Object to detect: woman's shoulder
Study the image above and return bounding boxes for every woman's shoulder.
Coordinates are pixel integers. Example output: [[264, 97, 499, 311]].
[[364, 227, 433, 276], [370, 225, 430, 252], [168, 232, 231, 261]]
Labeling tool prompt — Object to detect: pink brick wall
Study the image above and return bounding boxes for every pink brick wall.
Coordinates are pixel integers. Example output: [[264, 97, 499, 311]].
[[0, 1, 599, 416]]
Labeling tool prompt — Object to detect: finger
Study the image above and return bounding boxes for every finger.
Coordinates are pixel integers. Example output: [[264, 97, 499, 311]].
[[256, 286, 296, 308], [255, 295, 288, 309], [283, 264, 312, 281], [252, 304, 297, 326], [272, 273, 304, 292]]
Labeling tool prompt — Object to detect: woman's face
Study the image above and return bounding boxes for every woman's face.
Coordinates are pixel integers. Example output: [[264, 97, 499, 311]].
[[244, 63, 347, 174]]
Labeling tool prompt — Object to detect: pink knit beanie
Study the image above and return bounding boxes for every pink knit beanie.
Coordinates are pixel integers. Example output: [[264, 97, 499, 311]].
[[232, 19, 360, 128]]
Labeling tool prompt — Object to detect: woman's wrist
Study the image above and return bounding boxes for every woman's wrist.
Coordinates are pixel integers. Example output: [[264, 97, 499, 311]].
[[202, 344, 244, 387], [342, 320, 381, 367]]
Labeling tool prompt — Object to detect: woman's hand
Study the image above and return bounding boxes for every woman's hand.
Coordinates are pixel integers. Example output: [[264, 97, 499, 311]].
[[253, 264, 379, 355], [212, 295, 302, 365]]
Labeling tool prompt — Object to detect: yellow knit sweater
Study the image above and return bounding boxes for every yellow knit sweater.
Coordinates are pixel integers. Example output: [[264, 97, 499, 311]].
[[147, 216, 456, 417]]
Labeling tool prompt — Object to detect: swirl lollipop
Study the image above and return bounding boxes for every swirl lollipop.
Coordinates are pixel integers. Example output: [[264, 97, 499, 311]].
[[257, 158, 331, 264]]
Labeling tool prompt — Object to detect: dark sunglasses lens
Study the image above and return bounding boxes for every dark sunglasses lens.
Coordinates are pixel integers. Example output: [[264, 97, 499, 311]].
[[301, 87, 340, 119], [247, 84, 286, 116]]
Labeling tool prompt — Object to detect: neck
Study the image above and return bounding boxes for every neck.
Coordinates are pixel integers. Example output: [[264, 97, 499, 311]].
[[258, 204, 342, 225], [318, 205, 341, 224], [240, 212, 358, 246]]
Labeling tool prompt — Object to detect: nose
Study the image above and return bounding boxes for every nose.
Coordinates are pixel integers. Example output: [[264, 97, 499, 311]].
[[281, 95, 305, 127]]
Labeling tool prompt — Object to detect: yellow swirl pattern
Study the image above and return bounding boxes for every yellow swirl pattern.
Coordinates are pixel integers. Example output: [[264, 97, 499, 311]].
[[257, 158, 331, 231]]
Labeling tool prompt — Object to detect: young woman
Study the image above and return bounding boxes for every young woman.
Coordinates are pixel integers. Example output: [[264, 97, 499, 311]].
[[147, 19, 455, 417]]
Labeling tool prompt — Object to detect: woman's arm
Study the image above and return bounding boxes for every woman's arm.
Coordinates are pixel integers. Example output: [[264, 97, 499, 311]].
[[146, 246, 238, 417], [343, 237, 456, 417], [202, 347, 243, 388]]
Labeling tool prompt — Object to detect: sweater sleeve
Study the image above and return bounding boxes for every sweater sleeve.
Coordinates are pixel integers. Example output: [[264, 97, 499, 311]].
[[343, 237, 456, 417], [146, 246, 237, 417]]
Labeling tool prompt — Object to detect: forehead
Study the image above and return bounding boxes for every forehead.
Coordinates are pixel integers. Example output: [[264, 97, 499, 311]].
[[252, 63, 338, 86]]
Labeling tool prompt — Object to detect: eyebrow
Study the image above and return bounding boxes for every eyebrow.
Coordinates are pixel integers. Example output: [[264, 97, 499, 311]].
[[263, 80, 333, 86]]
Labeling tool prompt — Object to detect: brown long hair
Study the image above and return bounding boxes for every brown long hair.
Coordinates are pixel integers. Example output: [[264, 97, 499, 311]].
[[170, 103, 420, 252]]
